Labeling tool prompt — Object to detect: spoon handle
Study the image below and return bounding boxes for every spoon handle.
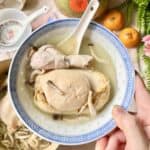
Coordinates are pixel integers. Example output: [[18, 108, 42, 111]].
[[23, 6, 49, 25], [72, 0, 99, 53]]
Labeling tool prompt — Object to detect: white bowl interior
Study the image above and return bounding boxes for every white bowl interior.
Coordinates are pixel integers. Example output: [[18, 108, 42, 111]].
[[16, 22, 128, 137]]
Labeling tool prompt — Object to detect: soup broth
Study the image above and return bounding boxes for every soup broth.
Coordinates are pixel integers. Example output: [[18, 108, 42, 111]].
[[46, 36, 116, 98], [17, 32, 116, 124]]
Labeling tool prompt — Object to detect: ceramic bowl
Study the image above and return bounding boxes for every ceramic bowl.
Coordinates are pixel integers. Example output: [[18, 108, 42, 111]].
[[0, 0, 26, 10], [8, 19, 135, 145], [0, 8, 31, 52]]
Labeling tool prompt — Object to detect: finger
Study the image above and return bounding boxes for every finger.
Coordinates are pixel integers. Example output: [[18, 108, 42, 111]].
[[135, 75, 150, 125], [144, 126, 150, 139], [135, 75, 146, 94], [112, 105, 149, 150], [119, 144, 125, 150], [135, 75, 150, 104], [95, 137, 108, 150], [105, 130, 125, 150]]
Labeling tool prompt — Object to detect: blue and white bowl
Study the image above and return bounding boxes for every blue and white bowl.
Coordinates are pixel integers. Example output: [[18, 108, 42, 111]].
[[8, 19, 135, 145]]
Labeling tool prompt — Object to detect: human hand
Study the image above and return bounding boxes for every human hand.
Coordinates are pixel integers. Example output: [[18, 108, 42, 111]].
[[135, 76, 150, 139], [95, 76, 150, 150]]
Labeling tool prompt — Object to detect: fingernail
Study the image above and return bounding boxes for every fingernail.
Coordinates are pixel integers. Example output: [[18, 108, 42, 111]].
[[112, 105, 125, 115]]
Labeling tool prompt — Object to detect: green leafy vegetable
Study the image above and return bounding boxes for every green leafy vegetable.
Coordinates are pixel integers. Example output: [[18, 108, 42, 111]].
[[133, 0, 149, 7], [132, 0, 150, 34], [145, 5, 150, 34], [138, 45, 150, 91], [126, 0, 134, 26], [116, 0, 134, 26]]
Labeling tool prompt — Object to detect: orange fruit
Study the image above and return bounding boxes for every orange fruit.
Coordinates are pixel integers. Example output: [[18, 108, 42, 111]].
[[119, 27, 140, 48], [102, 9, 124, 31]]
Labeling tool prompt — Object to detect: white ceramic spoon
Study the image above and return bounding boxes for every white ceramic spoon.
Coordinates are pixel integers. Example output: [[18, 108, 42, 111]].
[[57, 0, 100, 55], [0, 6, 49, 47]]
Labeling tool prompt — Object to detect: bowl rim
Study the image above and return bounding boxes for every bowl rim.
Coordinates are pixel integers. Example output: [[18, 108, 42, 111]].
[[8, 18, 135, 145]]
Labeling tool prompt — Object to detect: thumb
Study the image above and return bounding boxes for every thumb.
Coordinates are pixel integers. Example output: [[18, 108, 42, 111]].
[[112, 105, 148, 150], [135, 75, 150, 125]]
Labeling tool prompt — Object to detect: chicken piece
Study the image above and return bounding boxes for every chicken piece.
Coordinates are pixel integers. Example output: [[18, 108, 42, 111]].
[[30, 45, 69, 70], [0, 93, 21, 133], [30, 44, 93, 71], [35, 70, 90, 112], [29, 69, 45, 83], [66, 55, 93, 68], [34, 69, 110, 116]]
